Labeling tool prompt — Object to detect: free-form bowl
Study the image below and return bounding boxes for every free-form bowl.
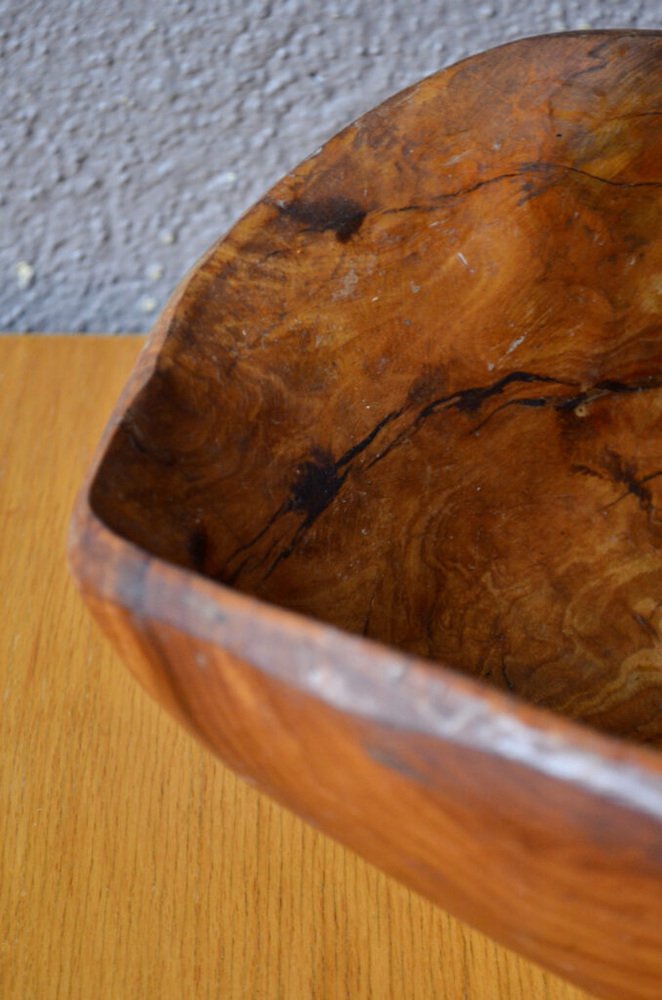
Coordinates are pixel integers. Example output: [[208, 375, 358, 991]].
[[70, 32, 662, 1000]]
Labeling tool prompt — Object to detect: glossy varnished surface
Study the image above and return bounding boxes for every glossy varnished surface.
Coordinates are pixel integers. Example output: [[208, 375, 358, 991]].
[[91, 32, 662, 744], [71, 33, 662, 1000]]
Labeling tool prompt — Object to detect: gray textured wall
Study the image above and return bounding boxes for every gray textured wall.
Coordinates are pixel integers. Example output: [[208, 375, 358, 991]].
[[2, 0, 657, 332]]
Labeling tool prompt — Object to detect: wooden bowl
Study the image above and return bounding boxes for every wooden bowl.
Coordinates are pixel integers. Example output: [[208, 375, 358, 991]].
[[70, 31, 662, 1000]]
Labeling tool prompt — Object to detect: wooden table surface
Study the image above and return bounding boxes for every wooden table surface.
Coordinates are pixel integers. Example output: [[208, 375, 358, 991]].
[[0, 335, 594, 1000]]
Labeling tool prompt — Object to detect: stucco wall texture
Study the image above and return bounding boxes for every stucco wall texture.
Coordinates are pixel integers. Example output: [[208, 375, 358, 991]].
[[2, 1, 658, 333]]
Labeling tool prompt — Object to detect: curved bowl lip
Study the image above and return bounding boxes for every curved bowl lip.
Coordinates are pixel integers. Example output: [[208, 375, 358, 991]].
[[69, 28, 662, 821]]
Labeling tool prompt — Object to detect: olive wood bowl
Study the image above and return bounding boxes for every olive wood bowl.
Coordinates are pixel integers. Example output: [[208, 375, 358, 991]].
[[70, 31, 662, 1000]]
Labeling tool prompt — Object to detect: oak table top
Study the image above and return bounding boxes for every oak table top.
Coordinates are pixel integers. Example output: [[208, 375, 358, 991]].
[[0, 335, 592, 999]]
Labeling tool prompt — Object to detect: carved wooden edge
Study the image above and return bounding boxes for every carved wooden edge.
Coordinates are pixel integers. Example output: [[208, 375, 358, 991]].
[[68, 28, 662, 824]]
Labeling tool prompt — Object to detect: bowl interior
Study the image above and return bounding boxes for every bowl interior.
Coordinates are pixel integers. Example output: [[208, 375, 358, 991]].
[[90, 33, 662, 746]]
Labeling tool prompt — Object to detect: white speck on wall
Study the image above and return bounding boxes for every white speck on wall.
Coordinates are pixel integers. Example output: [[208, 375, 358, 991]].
[[15, 261, 35, 290], [214, 170, 238, 188], [146, 263, 164, 281], [138, 295, 158, 313]]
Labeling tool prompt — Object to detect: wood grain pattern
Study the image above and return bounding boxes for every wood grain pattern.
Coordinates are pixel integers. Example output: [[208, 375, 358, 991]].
[[92, 31, 662, 743], [69, 31, 662, 1000], [0, 336, 592, 1000]]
